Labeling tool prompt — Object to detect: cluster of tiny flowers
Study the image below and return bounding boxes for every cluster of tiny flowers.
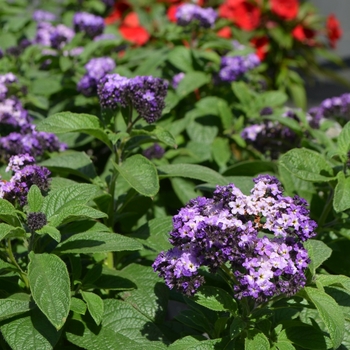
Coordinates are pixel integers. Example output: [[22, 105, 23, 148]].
[[77, 57, 116, 96], [27, 212, 47, 231], [0, 154, 51, 206], [98, 74, 169, 124], [176, 4, 217, 29], [73, 12, 105, 38], [153, 175, 316, 302], [308, 93, 350, 128], [94, 33, 117, 42], [172, 72, 185, 89], [0, 73, 17, 101], [218, 54, 260, 83], [142, 143, 165, 160], [32, 10, 57, 22], [34, 22, 74, 49], [241, 108, 300, 159]]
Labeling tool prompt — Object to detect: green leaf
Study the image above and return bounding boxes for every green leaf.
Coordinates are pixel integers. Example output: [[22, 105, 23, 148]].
[[0, 308, 62, 350], [304, 240, 332, 274], [337, 121, 350, 157], [305, 287, 345, 349], [31, 76, 62, 96], [176, 72, 210, 98], [70, 297, 87, 315], [27, 185, 43, 212], [334, 172, 350, 212], [316, 274, 350, 292], [245, 329, 270, 350], [230, 317, 245, 339], [28, 253, 71, 330], [41, 184, 100, 219], [158, 164, 227, 185], [212, 138, 231, 170], [223, 160, 277, 177], [36, 225, 61, 242], [0, 223, 22, 241], [55, 231, 142, 254], [0, 198, 20, 226], [193, 286, 237, 313], [37, 112, 112, 149], [168, 335, 224, 349], [0, 297, 32, 322], [81, 291, 104, 326], [171, 177, 199, 205], [168, 46, 193, 72], [39, 151, 97, 180], [131, 125, 177, 148], [134, 48, 168, 76], [279, 148, 334, 182], [112, 155, 159, 197]]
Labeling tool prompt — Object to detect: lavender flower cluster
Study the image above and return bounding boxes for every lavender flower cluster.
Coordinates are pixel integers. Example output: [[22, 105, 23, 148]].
[[98, 74, 169, 124], [176, 4, 217, 29], [32, 10, 57, 22], [73, 12, 105, 39], [34, 22, 74, 49], [1, 154, 51, 206], [172, 72, 185, 89], [77, 57, 116, 96], [241, 108, 300, 159], [219, 54, 260, 83], [142, 143, 165, 160], [0, 73, 66, 160], [308, 93, 350, 128], [153, 175, 316, 302]]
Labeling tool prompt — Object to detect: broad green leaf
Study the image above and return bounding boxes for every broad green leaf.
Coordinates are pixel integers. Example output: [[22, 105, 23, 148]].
[[90, 267, 136, 291], [0, 198, 20, 226], [259, 90, 288, 107], [27, 185, 43, 212], [28, 253, 71, 330], [316, 274, 350, 292], [279, 148, 334, 182], [70, 297, 87, 315], [212, 138, 231, 170], [157, 164, 227, 185], [134, 48, 168, 76], [334, 172, 350, 212], [112, 155, 159, 197], [186, 117, 219, 144], [41, 184, 100, 219], [31, 76, 62, 96], [224, 176, 254, 195], [274, 341, 296, 350], [304, 240, 332, 274], [193, 286, 237, 313], [81, 291, 104, 326], [223, 160, 277, 176], [36, 225, 61, 242], [305, 287, 345, 349], [0, 297, 32, 322], [168, 336, 224, 349], [230, 317, 245, 339], [0, 308, 62, 350], [171, 177, 199, 205], [55, 231, 142, 254], [0, 223, 21, 241], [245, 329, 270, 350], [167, 46, 193, 72], [37, 112, 112, 148], [0, 258, 15, 272], [337, 121, 350, 157], [40, 151, 97, 180], [131, 125, 177, 148], [176, 72, 210, 98], [175, 309, 212, 334]]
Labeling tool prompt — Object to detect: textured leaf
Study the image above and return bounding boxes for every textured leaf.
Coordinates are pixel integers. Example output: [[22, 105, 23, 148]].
[[223, 160, 277, 177], [55, 231, 142, 254], [0, 297, 32, 322], [168, 336, 224, 349], [131, 125, 177, 148], [81, 291, 104, 326], [36, 225, 61, 242], [304, 240, 332, 274], [167, 46, 193, 72], [176, 72, 210, 98], [158, 164, 227, 185], [212, 138, 231, 170], [193, 286, 237, 313], [316, 274, 350, 291], [171, 177, 199, 205], [0, 199, 20, 226], [334, 172, 350, 212], [337, 121, 350, 157], [37, 112, 112, 148], [0, 308, 62, 350], [279, 148, 334, 182], [28, 253, 71, 330], [113, 155, 159, 197], [245, 329, 270, 350], [70, 297, 87, 315], [27, 185, 43, 212], [305, 287, 345, 349], [0, 223, 21, 241]]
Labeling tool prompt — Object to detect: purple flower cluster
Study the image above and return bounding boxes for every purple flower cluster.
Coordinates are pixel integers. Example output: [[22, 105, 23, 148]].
[[219, 53, 260, 83], [98, 74, 169, 124], [1, 154, 51, 206], [0, 73, 17, 101], [176, 4, 217, 29], [73, 12, 105, 38], [172, 72, 185, 89], [143, 143, 165, 160], [241, 108, 300, 159], [32, 10, 57, 22], [34, 22, 74, 49], [153, 175, 316, 301], [77, 57, 116, 96], [308, 93, 350, 128]]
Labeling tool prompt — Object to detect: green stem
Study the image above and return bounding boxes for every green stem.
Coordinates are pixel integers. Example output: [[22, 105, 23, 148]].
[[316, 188, 334, 236], [7, 239, 29, 289]]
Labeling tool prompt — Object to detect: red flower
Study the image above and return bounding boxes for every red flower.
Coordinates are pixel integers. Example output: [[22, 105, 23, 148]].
[[119, 12, 150, 46], [326, 14, 342, 48], [251, 36, 269, 60], [270, 0, 298, 21], [167, 4, 181, 22], [217, 26, 232, 38], [105, 1, 131, 25], [219, 0, 261, 31], [292, 24, 315, 45]]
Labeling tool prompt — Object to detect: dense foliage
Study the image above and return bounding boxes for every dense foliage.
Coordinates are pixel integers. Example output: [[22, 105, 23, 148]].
[[0, 0, 349, 349]]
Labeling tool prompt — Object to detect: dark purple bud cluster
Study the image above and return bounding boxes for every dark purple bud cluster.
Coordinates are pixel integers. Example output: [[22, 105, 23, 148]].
[[218, 53, 260, 83], [32, 10, 57, 22], [308, 93, 350, 128], [98, 74, 169, 124], [34, 22, 74, 49], [241, 108, 300, 159], [27, 212, 47, 231], [176, 4, 217, 29], [77, 57, 116, 96], [153, 175, 316, 302], [172, 72, 185, 89], [1, 154, 51, 206], [142, 143, 165, 160], [73, 12, 105, 38]]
